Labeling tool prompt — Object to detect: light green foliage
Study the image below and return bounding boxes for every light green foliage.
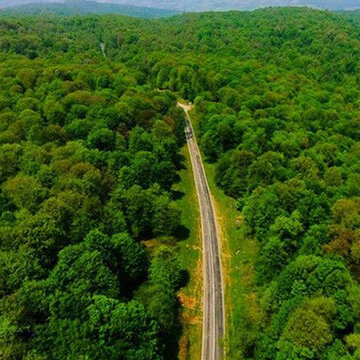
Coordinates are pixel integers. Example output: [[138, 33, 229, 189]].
[[3, 174, 45, 212], [137, 246, 183, 336], [281, 308, 332, 353]]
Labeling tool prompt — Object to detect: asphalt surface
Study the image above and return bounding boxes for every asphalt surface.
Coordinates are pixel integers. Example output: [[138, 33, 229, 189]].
[[178, 103, 225, 360]]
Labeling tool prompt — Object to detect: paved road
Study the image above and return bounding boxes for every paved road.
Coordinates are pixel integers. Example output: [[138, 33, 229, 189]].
[[178, 103, 225, 360]]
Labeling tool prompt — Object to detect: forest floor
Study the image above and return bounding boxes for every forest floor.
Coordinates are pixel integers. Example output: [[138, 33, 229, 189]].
[[173, 145, 203, 360]]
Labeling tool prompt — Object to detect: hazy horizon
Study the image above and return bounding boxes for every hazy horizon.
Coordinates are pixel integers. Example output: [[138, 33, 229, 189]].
[[1, 0, 360, 11]]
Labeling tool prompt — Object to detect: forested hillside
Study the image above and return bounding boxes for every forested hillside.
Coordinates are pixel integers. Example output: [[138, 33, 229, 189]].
[[2, 6, 360, 360], [0, 1, 179, 18]]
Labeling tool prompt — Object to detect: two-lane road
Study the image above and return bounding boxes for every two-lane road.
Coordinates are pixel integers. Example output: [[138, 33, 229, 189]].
[[178, 103, 225, 360]]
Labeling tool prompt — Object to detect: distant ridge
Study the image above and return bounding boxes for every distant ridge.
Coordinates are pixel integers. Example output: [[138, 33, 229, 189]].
[[0, 0, 180, 18], [1, 0, 359, 14], [101, 0, 360, 11]]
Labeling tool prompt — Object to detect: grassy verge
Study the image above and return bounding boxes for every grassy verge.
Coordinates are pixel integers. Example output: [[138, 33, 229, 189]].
[[191, 110, 260, 359], [204, 162, 260, 358], [173, 145, 202, 360]]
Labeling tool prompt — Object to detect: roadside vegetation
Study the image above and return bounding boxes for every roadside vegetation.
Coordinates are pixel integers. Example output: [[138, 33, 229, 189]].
[[173, 146, 202, 360]]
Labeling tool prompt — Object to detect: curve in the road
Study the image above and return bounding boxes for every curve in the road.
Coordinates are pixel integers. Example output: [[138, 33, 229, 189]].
[[178, 103, 225, 360]]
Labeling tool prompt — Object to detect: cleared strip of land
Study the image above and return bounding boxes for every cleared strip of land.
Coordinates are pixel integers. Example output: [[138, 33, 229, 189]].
[[179, 103, 225, 360]]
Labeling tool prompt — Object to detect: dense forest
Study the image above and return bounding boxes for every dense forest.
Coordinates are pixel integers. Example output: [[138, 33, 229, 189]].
[[0, 1, 179, 18], [0, 19, 187, 359], [2, 5, 360, 360]]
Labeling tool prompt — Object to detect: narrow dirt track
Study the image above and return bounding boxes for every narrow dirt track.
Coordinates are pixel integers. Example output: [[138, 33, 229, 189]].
[[178, 103, 225, 360]]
